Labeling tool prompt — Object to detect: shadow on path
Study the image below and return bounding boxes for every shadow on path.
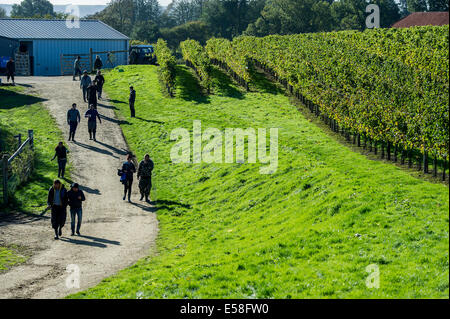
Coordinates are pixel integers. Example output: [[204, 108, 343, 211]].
[[59, 237, 107, 248], [95, 140, 128, 156], [73, 141, 118, 158], [78, 235, 120, 245]]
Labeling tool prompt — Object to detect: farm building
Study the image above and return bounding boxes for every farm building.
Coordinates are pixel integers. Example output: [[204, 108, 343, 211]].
[[0, 19, 129, 76], [392, 12, 449, 28]]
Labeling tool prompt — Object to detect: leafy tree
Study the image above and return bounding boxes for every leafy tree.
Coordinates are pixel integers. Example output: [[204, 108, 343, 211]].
[[202, 0, 266, 38], [406, 0, 428, 12], [428, 0, 449, 11], [330, 0, 367, 31], [11, 0, 54, 18], [372, 0, 401, 28], [0, 7, 7, 18], [132, 21, 161, 43], [161, 20, 211, 48], [135, 0, 161, 23]]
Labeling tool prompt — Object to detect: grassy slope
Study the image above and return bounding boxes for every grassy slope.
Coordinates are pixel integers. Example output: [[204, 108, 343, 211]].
[[71, 65, 448, 298], [0, 85, 69, 212]]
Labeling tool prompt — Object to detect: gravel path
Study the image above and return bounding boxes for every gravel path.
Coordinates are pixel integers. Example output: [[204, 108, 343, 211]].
[[0, 76, 158, 299]]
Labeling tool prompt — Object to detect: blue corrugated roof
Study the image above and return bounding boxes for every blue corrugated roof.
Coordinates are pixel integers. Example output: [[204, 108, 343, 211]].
[[0, 18, 129, 40]]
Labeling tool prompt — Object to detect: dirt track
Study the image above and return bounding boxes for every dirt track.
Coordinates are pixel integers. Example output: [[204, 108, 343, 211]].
[[0, 76, 158, 299]]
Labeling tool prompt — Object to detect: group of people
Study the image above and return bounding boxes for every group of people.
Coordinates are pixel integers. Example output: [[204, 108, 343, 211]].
[[45, 57, 152, 240]]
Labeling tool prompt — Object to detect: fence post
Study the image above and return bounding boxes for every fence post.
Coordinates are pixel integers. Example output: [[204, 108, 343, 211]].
[[2, 154, 8, 205], [89, 48, 93, 73], [28, 129, 34, 149], [15, 133, 21, 148]]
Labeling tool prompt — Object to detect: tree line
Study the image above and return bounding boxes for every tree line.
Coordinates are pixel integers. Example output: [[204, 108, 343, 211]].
[[3, 0, 449, 48]]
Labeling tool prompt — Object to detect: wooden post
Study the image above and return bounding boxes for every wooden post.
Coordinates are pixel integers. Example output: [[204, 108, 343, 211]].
[[15, 133, 21, 148], [89, 48, 93, 73], [28, 130, 34, 149], [2, 154, 8, 205]]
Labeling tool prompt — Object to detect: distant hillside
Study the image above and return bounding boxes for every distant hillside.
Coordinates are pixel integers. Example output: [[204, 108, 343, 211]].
[[0, 4, 106, 18]]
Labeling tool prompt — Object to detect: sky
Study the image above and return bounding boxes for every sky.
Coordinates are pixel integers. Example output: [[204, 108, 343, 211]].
[[1, 0, 172, 5]]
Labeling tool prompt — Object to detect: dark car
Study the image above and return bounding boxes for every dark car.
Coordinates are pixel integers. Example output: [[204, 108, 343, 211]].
[[129, 45, 156, 65]]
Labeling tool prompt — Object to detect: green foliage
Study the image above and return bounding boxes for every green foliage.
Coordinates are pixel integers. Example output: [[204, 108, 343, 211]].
[[180, 39, 212, 91], [10, 0, 55, 18], [131, 21, 161, 44], [155, 39, 177, 96], [0, 86, 69, 212], [161, 21, 211, 49], [0, 7, 7, 18], [206, 37, 251, 83], [69, 65, 448, 299], [207, 26, 449, 159]]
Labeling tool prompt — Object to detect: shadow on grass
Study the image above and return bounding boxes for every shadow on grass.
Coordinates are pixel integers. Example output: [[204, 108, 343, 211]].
[[249, 69, 285, 95], [99, 114, 130, 125], [175, 66, 210, 104], [108, 99, 127, 104], [155, 199, 191, 212], [210, 66, 244, 99], [135, 116, 164, 124], [0, 88, 47, 109]]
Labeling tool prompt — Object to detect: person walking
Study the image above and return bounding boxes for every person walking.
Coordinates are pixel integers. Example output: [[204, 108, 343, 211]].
[[47, 180, 68, 240], [52, 141, 69, 179], [94, 70, 105, 100], [137, 154, 154, 203], [80, 71, 92, 102], [84, 104, 102, 141], [73, 56, 82, 81], [87, 81, 98, 109], [67, 183, 86, 236], [121, 154, 136, 202], [6, 58, 15, 85], [129, 86, 136, 118], [67, 103, 81, 142], [94, 55, 103, 72]]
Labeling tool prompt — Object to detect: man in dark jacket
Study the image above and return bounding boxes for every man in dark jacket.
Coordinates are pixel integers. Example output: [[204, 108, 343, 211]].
[[67, 183, 86, 236], [73, 56, 82, 81], [6, 58, 15, 85], [51, 141, 69, 179], [85, 104, 102, 141], [47, 180, 68, 239], [87, 82, 98, 109], [94, 70, 105, 100], [137, 154, 154, 203], [67, 103, 81, 142], [94, 55, 103, 71], [129, 86, 136, 118], [122, 154, 136, 202]]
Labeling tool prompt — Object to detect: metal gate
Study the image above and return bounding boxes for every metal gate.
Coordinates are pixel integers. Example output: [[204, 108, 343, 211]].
[[60, 53, 90, 76]]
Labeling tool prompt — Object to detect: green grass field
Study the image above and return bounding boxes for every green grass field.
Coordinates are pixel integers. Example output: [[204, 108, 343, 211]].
[[69, 65, 448, 298], [0, 85, 69, 212]]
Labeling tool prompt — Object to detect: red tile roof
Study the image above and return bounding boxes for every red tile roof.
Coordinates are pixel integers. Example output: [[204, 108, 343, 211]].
[[392, 12, 449, 28]]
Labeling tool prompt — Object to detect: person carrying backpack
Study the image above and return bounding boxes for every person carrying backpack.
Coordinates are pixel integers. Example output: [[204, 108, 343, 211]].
[[67, 183, 86, 236], [47, 180, 68, 239]]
